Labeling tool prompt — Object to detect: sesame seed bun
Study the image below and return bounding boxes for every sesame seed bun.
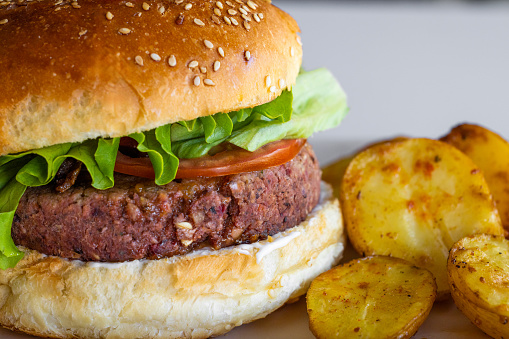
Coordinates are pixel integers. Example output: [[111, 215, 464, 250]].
[[0, 0, 302, 156], [0, 182, 344, 339]]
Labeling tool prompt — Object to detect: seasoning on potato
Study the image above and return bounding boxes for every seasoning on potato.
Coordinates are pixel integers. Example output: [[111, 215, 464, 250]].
[[322, 137, 408, 199], [448, 234, 509, 339], [441, 123, 509, 236], [340, 138, 504, 298], [306, 256, 436, 339]]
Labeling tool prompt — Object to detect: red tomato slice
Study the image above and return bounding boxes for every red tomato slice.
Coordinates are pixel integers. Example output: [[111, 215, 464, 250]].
[[114, 139, 306, 179]]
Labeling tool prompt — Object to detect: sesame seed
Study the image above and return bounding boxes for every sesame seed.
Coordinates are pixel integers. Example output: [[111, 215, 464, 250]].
[[290, 46, 295, 56], [223, 16, 231, 25], [204, 79, 215, 86], [200, 67, 207, 73], [185, 3, 192, 10], [230, 17, 238, 25], [204, 39, 214, 49], [188, 60, 199, 68], [235, 0, 243, 4], [218, 47, 225, 57], [0, 18, 8, 24], [150, 53, 161, 61], [296, 36, 302, 45], [227, 9, 237, 15], [193, 76, 201, 86], [214, 7, 221, 16], [265, 75, 271, 87], [194, 18, 205, 26], [79, 29, 87, 36], [177, 222, 193, 229], [241, 14, 250, 21], [270, 86, 276, 93], [253, 13, 260, 22], [118, 27, 131, 35], [247, 0, 257, 10], [159, 6, 165, 14], [142, 2, 150, 10], [134, 12, 142, 17], [258, 12, 264, 19], [243, 20, 250, 30], [211, 15, 221, 24], [213, 60, 220, 71], [135, 55, 144, 66], [72, 2, 81, 9], [106, 11, 114, 20], [181, 239, 193, 246], [175, 0, 184, 4], [225, 1, 234, 7], [244, 50, 251, 61], [239, 7, 247, 15], [279, 78, 285, 88], [168, 55, 177, 66], [125, 1, 134, 7], [216, 1, 223, 9]]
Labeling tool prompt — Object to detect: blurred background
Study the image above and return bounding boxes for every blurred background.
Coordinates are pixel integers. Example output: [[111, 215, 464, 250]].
[[274, 0, 509, 164]]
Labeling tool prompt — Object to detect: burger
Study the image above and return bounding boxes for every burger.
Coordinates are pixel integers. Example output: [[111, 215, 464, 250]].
[[0, 0, 348, 338]]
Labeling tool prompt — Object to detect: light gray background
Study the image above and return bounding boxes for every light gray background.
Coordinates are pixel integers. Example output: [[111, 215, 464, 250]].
[[283, 1, 509, 165]]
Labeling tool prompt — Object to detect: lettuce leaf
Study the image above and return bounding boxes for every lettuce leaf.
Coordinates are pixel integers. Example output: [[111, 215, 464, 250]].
[[0, 68, 348, 269], [0, 179, 27, 269], [200, 113, 234, 144], [130, 126, 179, 185], [228, 68, 348, 151], [0, 138, 120, 268]]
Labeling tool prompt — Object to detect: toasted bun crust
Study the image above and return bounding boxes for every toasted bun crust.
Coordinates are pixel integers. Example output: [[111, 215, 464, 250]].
[[0, 0, 302, 156], [0, 183, 343, 339]]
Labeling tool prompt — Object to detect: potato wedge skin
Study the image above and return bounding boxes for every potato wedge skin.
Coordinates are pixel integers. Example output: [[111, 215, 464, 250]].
[[448, 234, 509, 338], [306, 256, 436, 339], [441, 124, 509, 236], [322, 137, 408, 200], [341, 138, 503, 298]]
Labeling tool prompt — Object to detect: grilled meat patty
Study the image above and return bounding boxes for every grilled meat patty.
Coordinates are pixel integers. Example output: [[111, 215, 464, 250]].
[[12, 143, 321, 262]]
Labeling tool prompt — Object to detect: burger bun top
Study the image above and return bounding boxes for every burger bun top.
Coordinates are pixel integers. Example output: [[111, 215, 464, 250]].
[[0, 0, 302, 156]]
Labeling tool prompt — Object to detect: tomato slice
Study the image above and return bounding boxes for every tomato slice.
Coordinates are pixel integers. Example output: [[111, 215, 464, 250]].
[[114, 139, 306, 179]]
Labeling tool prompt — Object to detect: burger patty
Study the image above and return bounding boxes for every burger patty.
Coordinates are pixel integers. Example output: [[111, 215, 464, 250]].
[[12, 143, 321, 262]]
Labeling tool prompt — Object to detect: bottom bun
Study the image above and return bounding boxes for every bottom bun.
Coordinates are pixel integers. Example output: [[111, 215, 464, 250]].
[[0, 182, 344, 339]]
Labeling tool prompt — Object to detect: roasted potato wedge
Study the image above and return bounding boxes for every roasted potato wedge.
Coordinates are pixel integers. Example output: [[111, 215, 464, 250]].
[[441, 124, 509, 235], [341, 138, 504, 298], [307, 256, 436, 339], [448, 234, 509, 338], [322, 137, 408, 199]]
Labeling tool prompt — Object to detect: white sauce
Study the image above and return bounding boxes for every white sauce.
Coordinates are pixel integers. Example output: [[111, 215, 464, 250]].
[[254, 231, 301, 263], [236, 248, 251, 256], [86, 261, 127, 269]]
